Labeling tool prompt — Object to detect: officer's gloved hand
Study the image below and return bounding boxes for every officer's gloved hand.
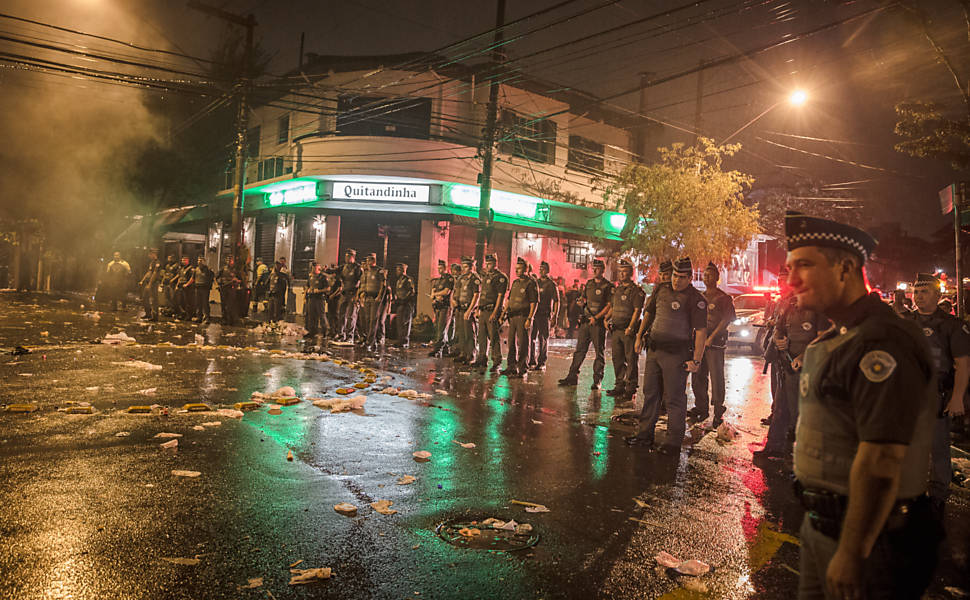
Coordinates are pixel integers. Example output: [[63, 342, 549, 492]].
[[775, 336, 789, 351]]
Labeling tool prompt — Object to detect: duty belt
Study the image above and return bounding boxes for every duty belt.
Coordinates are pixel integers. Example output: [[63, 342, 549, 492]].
[[648, 339, 689, 353], [480, 304, 495, 311], [508, 309, 529, 318], [794, 480, 924, 539]]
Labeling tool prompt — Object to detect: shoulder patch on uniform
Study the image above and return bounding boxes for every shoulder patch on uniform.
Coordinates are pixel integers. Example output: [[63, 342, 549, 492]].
[[802, 322, 813, 331], [697, 300, 706, 310], [671, 300, 681, 310], [859, 350, 896, 383], [922, 327, 934, 337]]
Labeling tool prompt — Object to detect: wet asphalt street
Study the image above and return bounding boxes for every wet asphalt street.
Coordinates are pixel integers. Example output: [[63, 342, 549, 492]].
[[1, 292, 968, 600]]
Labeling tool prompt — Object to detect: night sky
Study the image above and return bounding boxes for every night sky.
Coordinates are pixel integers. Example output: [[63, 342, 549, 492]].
[[1, 0, 965, 239]]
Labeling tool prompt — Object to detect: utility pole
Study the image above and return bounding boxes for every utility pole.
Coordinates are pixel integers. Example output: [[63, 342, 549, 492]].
[[955, 183, 965, 319], [692, 59, 706, 145], [187, 1, 256, 268], [634, 71, 654, 163], [475, 0, 506, 267]]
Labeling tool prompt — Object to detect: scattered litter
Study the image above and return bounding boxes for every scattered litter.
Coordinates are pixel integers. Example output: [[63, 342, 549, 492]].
[[716, 422, 740, 442], [458, 528, 481, 538], [182, 403, 211, 412], [531, 419, 543, 424], [267, 405, 283, 415], [655, 551, 710, 576], [273, 386, 297, 397], [288, 567, 332, 585], [398, 389, 419, 398], [171, 470, 201, 478], [234, 401, 260, 411], [370, 500, 397, 515], [334, 503, 358, 517], [115, 431, 130, 437], [682, 579, 709, 593], [452, 440, 476, 449], [160, 439, 179, 449], [397, 475, 416, 485], [201, 421, 221, 427], [192, 425, 205, 431], [412, 450, 432, 462], [434, 389, 449, 395], [515, 523, 533, 535], [495, 519, 518, 531], [102, 331, 135, 344], [239, 578, 263, 589], [137, 387, 157, 396], [127, 405, 152, 414], [287, 450, 294, 461], [83, 312, 102, 322], [525, 505, 550, 513], [39, 331, 48, 337], [112, 360, 162, 371], [629, 517, 664, 528], [335, 388, 354, 395], [289, 559, 303, 568], [154, 432, 182, 439], [634, 498, 649, 508], [217, 409, 244, 419], [194, 334, 204, 345], [380, 387, 400, 395], [162, 557, 200, 566]]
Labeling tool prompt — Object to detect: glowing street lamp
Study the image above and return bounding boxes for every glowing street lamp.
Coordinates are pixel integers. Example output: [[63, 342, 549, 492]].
[[720, 89, 809, 144]]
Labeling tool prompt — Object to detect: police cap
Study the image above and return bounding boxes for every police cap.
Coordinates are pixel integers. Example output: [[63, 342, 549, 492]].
[[461, 255, 474, 265], [484, 253, 497, 263], [784, 211, 877, 263], [659, 259, 673, 274], [539, 261, 550, 270], [395, 262, 407, 269], [365, 252, 377, 261], [516, 257, 528, 266], [345, 248, 357, 256], [912, 272, 940, 290], [617, 258, 632, 269], [674, 257, 692, 274], [591, 258, 605, 269], [437, 259, 446, 267]]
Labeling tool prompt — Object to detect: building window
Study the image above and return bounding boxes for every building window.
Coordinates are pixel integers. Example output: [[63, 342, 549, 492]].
[[566, 242, 589, 268], [292, 217, 316, 280], [336, 95, 431, 139], [567, 135, 605, 175], [257, 157, 285, 181], [277, 114, 289, 145], [498, 110, 557, 165], [246, 125, 260, 159]]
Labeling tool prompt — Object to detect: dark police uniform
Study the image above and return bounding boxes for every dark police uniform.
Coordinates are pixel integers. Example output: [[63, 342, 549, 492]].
[[761, 297, 827, 455], [562, 269, 614, 386], [175, 262, 194, 318], [139, 255, 162, 320], [191, 262, 214, 322], [430, 267, 455, 353], [690, 286, 735, 423], [903, 298, 970, 503], [216, 261, 240, 326], [476, 262, 508, 367], [631, 275, 707, 450], [393, 268, 415, 346], [609, 276, 646, 398], [455, 264, 480, 362], [506, 269, 538, 375], [267, 266, 290, 322], [529, 272, 560, 368], [336, 259, 363, 340], [305, 269, 328, 337], [359, 264, 385, 347], [162, 258, 179, 313]]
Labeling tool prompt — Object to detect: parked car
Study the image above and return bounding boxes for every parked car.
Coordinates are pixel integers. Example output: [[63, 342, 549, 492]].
[[728, 293, 772, 353]]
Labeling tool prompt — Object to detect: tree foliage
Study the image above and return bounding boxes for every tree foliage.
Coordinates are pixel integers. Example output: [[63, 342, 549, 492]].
[[894, 101, 970, 171], [603, 138, 760, 263], [751, 185, 867, 239]]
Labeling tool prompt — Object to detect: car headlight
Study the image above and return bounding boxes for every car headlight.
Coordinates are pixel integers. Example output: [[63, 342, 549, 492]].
[[739, 329, 750, 337], [733, 317, 749, 326]]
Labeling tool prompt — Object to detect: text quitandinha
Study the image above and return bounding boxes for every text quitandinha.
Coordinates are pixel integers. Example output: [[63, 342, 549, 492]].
[[344, 184, 418, 199]]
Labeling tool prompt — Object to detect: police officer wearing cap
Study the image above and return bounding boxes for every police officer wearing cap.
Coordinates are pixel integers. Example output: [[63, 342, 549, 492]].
[[453, 256, 480, 364], [139, 248, 162, 321], [357, 253, 385, 350], [625, 257, 707, 453], [392, 262, 415, 348], [503, 257, 539, 377], [782, 212, 940, 599], [903, 272, 969, 518], [559, 258, 613, 389], [658, 259, 673, 285], [688, 262, 736, 427], [608, 258, 645, 400], [305, 261, 327, 338], [429, 259, 455, 357], [335, 249, 362, 342], [528, 260, 560, 370], [474, 253, 508, 372]]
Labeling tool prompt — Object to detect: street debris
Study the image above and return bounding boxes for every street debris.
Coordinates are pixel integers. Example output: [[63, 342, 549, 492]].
[[398, 389, 419, 398], [370, 500, 397, 515], [235, 401, 261, 411], [458, 527, 482, 538], [633, 498, 649, 508], [380, 387, 400, 395], [412, 450, 432, 462], [217, 409, 244, 419], [288, 567, 332, 585], [182, 403, 211, 412], [115, 431, 130, 437], [716, 422, 740, 442], [333, 502, 358, 517], [171, 470, 201, 478], [511, 500, 550, 513], [286, 450, 294, 461], [654, 551, 711, 576], [396, 475, 416, 485], [452, 440, 476, 449], [137, 387, 157, 396], [112, 360, 162, 371], [201, 421, 222, 427], [127, 405, 152, 414], [102, 331, 135, 344], [194, 334, 204, 345], [162, 557, 200, 566], [267, 405, 282, 415], [434, 389, 449, 395], [192, 425, 205, 431], [289, 560, 303, 568], [154, 432, 182, 439], [83, 312, 101, 322], [239, 578, 262, 589], [311, 396, 366, 412], [160, 439, 179, 449]]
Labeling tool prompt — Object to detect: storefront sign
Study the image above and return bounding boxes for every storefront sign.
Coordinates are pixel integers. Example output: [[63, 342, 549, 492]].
[[332, 181, 430, 203], [268, 183, 318, 207]]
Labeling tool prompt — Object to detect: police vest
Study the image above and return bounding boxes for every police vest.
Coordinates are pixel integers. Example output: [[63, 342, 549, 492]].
[[432, 274, 453, 308], [340, 263, 361, 291], [651, 285, 702, 343], [193, 266, 213, 288], [481, 270, 508, 308], [395, 275, 414, 300], [908, 310, 956, 376], [783, 302, 823, 355], [361, 270, 384, 296], [177, 265, 193, 285], [535, 277, 557, 315], [307, 273, 326, 296], [458, 274, 479, 306], [584, 277, 611, 314], [508, 277, 535, 314], [795, 318, 934, 499], [612, 281, 643, 327]]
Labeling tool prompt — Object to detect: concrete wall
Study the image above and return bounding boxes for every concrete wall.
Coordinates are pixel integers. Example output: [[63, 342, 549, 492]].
[[417, 219, 450, 317]]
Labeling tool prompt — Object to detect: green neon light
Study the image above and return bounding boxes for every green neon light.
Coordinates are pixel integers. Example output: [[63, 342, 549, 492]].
[[606, 213, 627, 233], [267, 182, 317, 207], [445, 184, 539, 220]]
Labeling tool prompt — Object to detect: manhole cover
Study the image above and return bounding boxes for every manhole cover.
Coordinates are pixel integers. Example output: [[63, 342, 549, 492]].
[[436, 519, 539, 552]]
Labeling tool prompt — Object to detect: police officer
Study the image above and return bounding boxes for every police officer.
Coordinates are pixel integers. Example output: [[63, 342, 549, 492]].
[[473, 254, 508, 372], [267, 259, 290, 322], [625, 257, 707, 454], [162, 254, 179, 315], [528, 261, 560, 370], [217, 255, 241, 326], [357, 253, 385, 350], [174, 256, 194, 319], [780, 212, 940, 600], [688, 262, 736, 427], [139, 248, 162, 321], [429, 259, 455, 357], [447, 263, 461, 347], [189, 256, 214, 323], [503, 257, 538, 377], [608, 258, 646, 400], [453, 256, 480, 364], [103, 251, 131, 311], [336, 249, 362, 342], [305, 261, 327, 338], [565, 279, 582, 338], [559, 258, 613, 389], [904, 272, 969, 518], [657, 259, 672, 285], [755, 284, 828, 460], [392, 262, 415, 348]]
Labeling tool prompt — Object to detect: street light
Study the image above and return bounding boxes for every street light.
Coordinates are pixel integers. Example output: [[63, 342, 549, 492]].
[[719, 90, 809, 144]]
